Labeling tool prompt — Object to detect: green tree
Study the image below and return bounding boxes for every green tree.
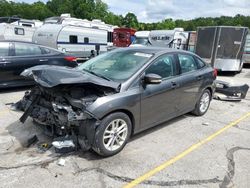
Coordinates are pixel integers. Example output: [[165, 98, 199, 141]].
[[122, 12, 138, 28], [0, 0, 250, 30]]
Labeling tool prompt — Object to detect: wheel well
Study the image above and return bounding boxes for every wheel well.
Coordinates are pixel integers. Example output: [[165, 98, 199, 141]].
[[101, 109, 135, 135]]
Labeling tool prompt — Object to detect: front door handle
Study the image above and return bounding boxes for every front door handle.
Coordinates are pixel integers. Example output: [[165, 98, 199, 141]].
[[196, 75, 203, 80], [171, 81, 178, 89]]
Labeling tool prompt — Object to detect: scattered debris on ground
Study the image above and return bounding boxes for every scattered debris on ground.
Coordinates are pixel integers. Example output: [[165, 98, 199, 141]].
[[52, 136, 76, 153], [37, 142, 52, 153], [57, 158, 66, 166], [26, 135, 38, 148]]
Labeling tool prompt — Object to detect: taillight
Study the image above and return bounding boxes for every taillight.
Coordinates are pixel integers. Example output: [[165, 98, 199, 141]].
[[213, 68, 218, 78], [64, 56, 77, 62]]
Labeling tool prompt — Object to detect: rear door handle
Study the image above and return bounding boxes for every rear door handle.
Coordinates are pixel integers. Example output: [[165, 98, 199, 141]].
[[0, 61, 11, 65], [196, 75, 203, 80], [39, 59, 48, 62]]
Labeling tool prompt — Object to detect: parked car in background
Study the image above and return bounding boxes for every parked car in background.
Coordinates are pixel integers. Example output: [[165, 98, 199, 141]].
[[0, 41, 78, 88], [18, 47, 216, 156]]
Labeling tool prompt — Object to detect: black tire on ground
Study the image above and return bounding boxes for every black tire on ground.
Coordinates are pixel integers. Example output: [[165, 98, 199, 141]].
[[192, 89, 211, 116], [92, 112, 132, 157]]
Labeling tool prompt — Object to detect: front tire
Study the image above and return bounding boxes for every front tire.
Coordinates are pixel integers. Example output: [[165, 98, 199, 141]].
[[92, 112, 132, 157], [192, 89, 211, 116]]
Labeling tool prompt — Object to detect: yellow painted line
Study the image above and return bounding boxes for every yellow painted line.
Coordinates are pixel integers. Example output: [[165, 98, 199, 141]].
[[124, 112, 250, 188]]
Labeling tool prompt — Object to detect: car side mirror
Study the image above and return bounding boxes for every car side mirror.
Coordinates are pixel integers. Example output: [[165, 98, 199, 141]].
[[144, 74, 162, 84]]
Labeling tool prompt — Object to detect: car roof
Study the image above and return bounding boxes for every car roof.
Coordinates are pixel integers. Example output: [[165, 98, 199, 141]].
[[114, 46, 195, 56]]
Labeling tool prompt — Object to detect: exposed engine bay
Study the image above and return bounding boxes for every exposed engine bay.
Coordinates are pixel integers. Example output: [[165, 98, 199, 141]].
[[15, 84, 116, 151]]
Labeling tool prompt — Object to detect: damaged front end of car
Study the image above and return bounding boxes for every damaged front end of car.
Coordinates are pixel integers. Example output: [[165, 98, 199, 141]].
[[15, 65, 119, 152]]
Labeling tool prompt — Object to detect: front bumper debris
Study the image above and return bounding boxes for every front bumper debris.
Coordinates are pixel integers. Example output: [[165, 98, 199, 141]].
[[214, 80, 249, 101]]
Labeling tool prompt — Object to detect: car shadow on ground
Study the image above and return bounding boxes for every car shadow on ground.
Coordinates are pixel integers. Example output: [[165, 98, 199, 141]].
[[217, 71, 237, 77], [243, 64, 250, 69], [130, 115, 187, 142], [78, 114, 188, 160], [4, 118, 53, 154], [4, 113, 189, 160]]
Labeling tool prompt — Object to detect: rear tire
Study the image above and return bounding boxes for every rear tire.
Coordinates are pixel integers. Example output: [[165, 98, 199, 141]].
[[237, 63, 243, 73], [192, 89, 211, 116], [92, 112, 132, 157]]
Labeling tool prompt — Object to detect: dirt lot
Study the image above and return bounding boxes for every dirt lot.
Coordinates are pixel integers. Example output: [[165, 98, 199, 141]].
[[0, 68, 250, 188]]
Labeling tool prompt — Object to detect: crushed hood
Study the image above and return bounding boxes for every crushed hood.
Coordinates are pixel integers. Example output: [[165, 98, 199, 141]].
[[21, 65, 120, 90]]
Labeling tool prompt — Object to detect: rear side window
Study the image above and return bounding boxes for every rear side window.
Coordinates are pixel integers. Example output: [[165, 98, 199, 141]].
[[41, 47, 59, 55], [69, 35, 78, 44], [178, 54, 198, 73], [196, 57, 206, 68], [15, 43, 42, 56], [41, 47, 52, 54], [0, 42, 9, 56]]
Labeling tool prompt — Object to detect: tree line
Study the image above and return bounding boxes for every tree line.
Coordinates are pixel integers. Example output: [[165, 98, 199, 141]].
[[0, 0, 250, 31]]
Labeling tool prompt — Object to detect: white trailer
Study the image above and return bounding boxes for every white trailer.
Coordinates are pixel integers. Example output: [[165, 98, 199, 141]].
[[0, 18, 42, 42], [148, 28, 189, 49], [131, 31, 150, 46], [131, 28, 189, 50], [33, 14, 115, 58], [195, 26, 248, 72]]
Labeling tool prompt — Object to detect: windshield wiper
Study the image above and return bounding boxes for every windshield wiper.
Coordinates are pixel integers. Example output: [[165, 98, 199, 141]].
[[82, 69, 111, 81]]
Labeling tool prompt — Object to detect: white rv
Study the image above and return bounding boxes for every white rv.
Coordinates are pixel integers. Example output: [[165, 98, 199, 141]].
[[131, 28, 189, 50], [148, 28, 189, 49], [33, 14, 116, 58], [0, 17, 42, 42]]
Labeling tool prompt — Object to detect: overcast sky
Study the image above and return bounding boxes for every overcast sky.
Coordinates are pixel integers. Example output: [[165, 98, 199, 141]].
[[13, 0, 250, 23]]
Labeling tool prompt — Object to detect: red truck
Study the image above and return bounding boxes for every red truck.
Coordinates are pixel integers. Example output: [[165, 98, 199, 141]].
[[113, 28, 136, 47]]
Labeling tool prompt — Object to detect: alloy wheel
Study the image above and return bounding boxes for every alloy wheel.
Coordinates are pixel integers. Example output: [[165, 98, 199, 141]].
[[199, 92, 210, 113], [102, 119, 128, 151]]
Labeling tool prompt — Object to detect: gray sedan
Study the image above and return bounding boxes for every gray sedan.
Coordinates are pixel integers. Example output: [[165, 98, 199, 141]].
[[18, 47, 216, 156]]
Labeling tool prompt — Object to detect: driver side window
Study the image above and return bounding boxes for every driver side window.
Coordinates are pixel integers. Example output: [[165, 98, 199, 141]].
[[146, 54, 175, 79]]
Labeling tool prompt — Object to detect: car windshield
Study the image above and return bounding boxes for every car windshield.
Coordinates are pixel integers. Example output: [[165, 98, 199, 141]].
[[132, 38, 150, 45], [78, 50, 153, 82]]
